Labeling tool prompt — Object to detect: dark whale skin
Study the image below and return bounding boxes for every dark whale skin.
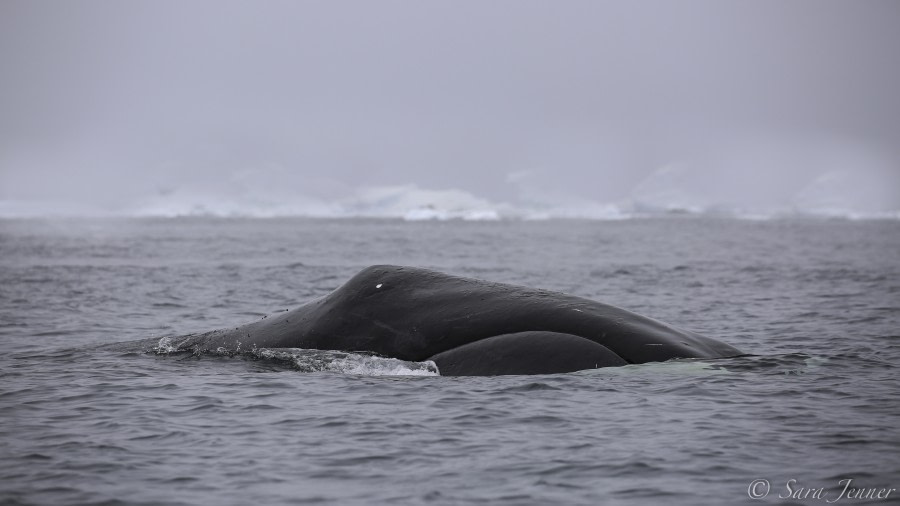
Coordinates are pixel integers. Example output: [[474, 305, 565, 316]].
[[174, 265, 742, 375]]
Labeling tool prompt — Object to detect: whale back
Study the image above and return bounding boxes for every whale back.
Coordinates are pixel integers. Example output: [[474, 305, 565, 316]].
[[187, 265, 740, 367]]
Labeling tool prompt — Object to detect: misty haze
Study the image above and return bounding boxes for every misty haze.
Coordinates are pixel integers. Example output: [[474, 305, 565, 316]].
[[1, 0, 898, 218], [2, 2, 899, 506]]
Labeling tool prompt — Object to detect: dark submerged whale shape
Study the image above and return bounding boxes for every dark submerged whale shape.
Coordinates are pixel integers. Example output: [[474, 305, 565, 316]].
[[169, 265, 741, 376]]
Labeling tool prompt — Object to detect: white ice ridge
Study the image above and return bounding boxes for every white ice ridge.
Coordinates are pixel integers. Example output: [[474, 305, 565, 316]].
[[2, 169, 897, 220]]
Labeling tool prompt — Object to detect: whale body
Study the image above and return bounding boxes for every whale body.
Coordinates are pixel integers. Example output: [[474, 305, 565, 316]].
[[170, 265, 741, 376]]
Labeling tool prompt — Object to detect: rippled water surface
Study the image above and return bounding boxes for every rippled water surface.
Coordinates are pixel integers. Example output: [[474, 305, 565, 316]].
[[2, 217, 899, 505]]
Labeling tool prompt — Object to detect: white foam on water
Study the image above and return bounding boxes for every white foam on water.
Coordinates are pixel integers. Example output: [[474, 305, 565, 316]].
[[254, 348, 440, 376], [154, 336, 178, 354]]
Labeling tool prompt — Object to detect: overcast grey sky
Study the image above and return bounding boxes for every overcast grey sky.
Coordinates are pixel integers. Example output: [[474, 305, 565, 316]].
[[1, 0, 899, 215]]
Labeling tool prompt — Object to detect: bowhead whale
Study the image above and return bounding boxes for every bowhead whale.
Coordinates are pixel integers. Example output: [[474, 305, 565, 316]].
[[166, 265, 742, 376]]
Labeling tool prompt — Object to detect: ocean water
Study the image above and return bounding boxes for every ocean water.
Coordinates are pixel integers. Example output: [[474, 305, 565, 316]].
[[2, 217, 899, 505]]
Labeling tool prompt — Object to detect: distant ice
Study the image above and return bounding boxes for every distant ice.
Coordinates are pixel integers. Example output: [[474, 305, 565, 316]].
[[1, 171, 897, 221]]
